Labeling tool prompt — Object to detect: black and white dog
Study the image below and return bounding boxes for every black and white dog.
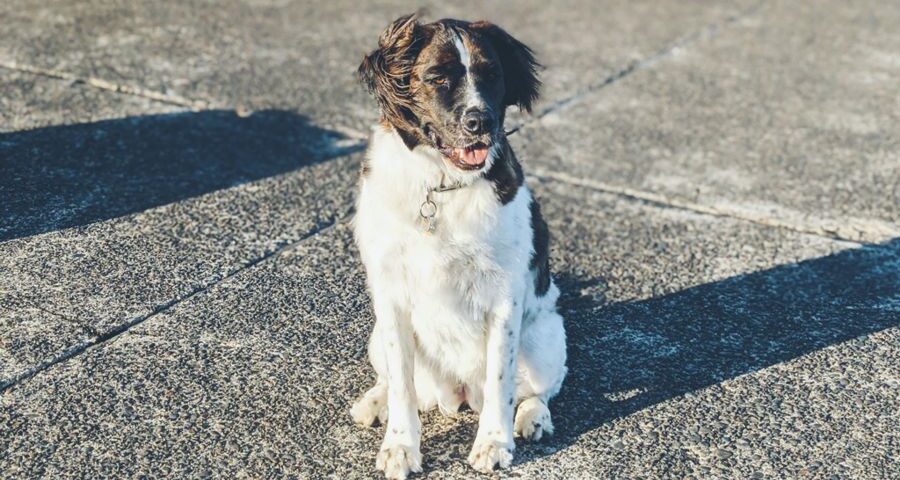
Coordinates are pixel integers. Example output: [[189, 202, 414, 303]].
[[350, 14, 567, 478]]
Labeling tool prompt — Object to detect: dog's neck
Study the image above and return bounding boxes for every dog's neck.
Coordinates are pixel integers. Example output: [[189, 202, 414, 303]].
[[362, 124, 524, 230]]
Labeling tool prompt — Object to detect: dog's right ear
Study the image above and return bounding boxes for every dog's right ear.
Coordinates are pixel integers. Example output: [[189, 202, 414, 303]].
[[358, 13, 421, 131], [470, 21, 541, 113]]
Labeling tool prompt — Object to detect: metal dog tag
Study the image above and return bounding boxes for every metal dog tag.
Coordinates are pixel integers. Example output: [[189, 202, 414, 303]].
[[420, 199, 437, 234]]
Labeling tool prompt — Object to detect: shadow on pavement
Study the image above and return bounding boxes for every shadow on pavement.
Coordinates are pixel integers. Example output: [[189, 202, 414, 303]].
[[0, 110, 364, 242], [515, 238, 899, 463]]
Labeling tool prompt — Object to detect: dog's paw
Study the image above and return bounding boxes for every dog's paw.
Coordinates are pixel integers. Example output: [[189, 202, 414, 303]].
[[351, 384, 388, 427], [351, 396, 387, 427], [467, 439, 514, 473], [376, 444, 422, 480], [514, 397, 553, 441]]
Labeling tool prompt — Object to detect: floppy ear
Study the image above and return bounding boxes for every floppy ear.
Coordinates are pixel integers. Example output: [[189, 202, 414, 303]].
[[358, 13, 422, 133], [471, 21, 541, 113]]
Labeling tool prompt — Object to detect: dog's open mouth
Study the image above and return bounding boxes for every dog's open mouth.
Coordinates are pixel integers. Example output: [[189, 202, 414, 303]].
[[439, 142, 491, 170]]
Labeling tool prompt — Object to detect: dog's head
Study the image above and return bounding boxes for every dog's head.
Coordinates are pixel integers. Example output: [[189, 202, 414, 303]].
[[359, 14, 540, 172]]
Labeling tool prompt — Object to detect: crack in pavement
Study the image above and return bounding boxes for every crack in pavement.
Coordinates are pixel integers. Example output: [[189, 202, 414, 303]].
[[512, 1, 767, 129], [0, 215, 348, 393], [529, 170, 897, 245], [0, 59, 214, 110], [30, 305, 100, 337]]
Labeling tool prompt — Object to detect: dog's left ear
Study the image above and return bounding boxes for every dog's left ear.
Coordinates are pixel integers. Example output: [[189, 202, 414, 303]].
[[471, 21, 541, 113], [358, 13, 422, 133]]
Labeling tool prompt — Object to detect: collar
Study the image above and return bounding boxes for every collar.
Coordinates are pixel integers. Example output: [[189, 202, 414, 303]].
[[420, 173, 468, 233], [429, 177, 466, 194]]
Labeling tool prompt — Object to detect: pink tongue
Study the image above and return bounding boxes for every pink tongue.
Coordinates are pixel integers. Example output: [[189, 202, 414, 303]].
[[457, 146, 489, 165]]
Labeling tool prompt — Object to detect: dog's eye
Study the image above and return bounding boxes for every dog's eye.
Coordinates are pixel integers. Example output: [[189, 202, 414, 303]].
[[429, 76, 447, 86]]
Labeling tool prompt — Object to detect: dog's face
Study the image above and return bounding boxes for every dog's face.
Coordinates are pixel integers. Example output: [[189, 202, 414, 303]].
[[359, 15, 540, 172]]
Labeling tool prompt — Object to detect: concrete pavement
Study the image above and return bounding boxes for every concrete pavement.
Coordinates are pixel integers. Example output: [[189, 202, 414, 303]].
[[2, 1, 898, 478]]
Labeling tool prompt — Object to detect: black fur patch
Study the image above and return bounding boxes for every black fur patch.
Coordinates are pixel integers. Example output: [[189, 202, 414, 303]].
[[484, 140, 524, 205], [529, 198, 551, 296], [394, 126, 421, 150], [358, 14, 426, 140], [470, 21, 542, 113]]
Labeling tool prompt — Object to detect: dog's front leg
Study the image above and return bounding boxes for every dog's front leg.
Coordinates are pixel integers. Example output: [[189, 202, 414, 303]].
[[372, 294, 422, 479], [468, 297, 522, 472]]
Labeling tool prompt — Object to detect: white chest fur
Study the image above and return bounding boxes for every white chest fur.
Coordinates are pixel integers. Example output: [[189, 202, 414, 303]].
[[351, 125, 567, 479], [354, 126, 533, 380]]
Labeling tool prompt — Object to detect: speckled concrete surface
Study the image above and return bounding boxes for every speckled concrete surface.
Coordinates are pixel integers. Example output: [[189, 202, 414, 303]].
[[1, 0, 898, 478], [0, 303, 93, 388], [5, 191, 895, 478]]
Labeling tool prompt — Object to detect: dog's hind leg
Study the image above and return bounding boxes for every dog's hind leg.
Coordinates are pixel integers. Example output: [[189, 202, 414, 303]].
[[351, 379, 388, 427], [351, 326, 390, 427], [514, 285, 567, 441]]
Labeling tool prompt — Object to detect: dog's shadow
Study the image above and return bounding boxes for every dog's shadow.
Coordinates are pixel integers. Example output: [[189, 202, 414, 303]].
[[0, 110, 364, 242], [510, 239, 899, 466], [412, 239, 899, 473]]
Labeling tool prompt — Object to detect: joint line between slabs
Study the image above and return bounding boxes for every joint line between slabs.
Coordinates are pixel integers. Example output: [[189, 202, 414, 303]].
[[0, 59, 212, 110], [515, 0, 767, 128], [530, 170, 893, 245]]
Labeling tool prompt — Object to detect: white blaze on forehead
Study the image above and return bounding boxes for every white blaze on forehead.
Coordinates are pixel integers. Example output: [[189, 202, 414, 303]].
[[453, 32, 471, 69], [453, 31, 486, 110]]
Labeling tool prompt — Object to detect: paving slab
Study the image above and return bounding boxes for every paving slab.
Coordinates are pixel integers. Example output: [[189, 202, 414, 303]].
[[5, 181, 896, 478], [1, 74, 178, 385], [0, 0, 756, 133], [518, 180, 900, 479], [515, 327, 900, 479], [519, 0, 900, 243]]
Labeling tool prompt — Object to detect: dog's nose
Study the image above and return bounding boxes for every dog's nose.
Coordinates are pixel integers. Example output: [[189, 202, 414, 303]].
[[462, 110, 493, 135]]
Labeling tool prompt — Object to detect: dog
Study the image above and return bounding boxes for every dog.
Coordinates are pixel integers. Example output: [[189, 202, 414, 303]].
[[350, 14, 567, 478]]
